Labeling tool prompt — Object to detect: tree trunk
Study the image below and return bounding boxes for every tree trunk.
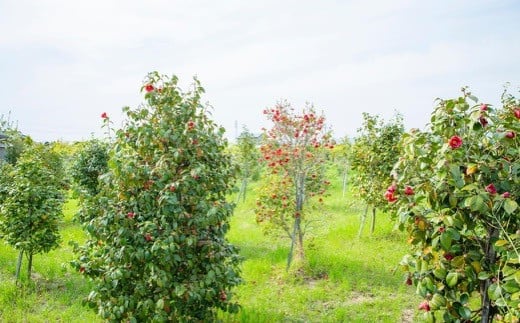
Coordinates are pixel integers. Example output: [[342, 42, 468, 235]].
[[27, 253, 33, 282], [481, 226, 499, 323], [358, 204, 369, 237], [15, 250, 23, 281], [342, 168, 348, 198], [242, 179, 248, 202], [370, 207, 376, 235]]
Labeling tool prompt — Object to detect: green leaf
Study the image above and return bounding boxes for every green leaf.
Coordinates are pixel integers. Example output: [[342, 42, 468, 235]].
[[440, 233, 452, 251], [495, 240, 509, 247], [504, 199, 518, 214], [449, 164, 464, 189], [478, 271, 492, 280], [446, 272, 458, 287], [464, 195, 487, 213], [457, 306, 472, 319], [156, 298, 164, 310]]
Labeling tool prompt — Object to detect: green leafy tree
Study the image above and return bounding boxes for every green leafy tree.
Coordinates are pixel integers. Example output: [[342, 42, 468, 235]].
[[255, 101, 333, 269], [391, 88, 520, 322], [0, 143, 65, 281], [349, 113, 404, 236], [72, 72, 242, 322], [234, 126, 261, 203], [70, 139, 109, 197], [330, 136, 351, 197], [0, 112, 27, 165]]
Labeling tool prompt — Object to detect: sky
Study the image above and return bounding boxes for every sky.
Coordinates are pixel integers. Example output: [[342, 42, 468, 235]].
[[0, 0, 519, 142]]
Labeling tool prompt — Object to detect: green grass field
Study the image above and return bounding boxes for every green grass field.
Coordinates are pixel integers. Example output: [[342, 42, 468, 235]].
[[0, 172, 421, 322]]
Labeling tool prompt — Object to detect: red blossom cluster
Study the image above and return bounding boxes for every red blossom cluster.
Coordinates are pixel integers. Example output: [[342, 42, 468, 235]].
[[384, 184, 414, 203]]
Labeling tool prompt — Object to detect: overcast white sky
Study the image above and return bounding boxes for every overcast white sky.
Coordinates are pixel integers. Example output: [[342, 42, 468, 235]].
[[0, 0, 518, 142]]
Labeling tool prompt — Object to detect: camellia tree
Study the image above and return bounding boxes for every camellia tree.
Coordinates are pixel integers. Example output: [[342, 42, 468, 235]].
[[349, 112, 404, 236], [255, 101, 333, 269], [0, 143, 65, 281], [390, 88, 520, 322], [72, 72, 242, 322]]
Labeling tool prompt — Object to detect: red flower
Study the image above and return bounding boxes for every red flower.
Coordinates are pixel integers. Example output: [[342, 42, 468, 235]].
[[187, 121, 195, 130], [449, 135, 463, 149], [385, 184, 398, 202], [486, 184, 497, 195], [479, 116, 488, 127], [101, 112, 108, 119], [506, 131, 516, 139], [515, 109, 520, 119], [502, 192, 511, 198], [127, 212, 135, 219], [418, 301, 430, 312], [444, 253, 454, 261], [145, 84, 154, 92], [384, 191, 397, 203], [404, 186, 414, 196], [480, 103, 488, 111]]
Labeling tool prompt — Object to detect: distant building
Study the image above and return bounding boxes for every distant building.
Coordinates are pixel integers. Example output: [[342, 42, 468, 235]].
[[0, 132, 7, 161]]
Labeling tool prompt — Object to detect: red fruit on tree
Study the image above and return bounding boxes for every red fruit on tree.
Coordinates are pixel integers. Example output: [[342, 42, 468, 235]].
[[480, 103, 488, 111], [145, 84, 154, 92], [514, 109, 520, 119], [506, 131, 516, 139], [502, 192, 511, 198]]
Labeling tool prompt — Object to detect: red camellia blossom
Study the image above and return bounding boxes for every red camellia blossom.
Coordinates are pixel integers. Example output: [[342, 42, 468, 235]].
[[127, 212, 135, 219], [418, 301, 431, 312], [502, 192, 511, 198], [515, 109, 520, 119], [404, 186, 414, 196], [145, 84, 154, 92], [506, 131, 516, 139], [480, 103, 488, 111], [101, 112, 108, 119], [485, 184, 497, 195], [384, 184, 398, 202], [448, 135, 463, 149]]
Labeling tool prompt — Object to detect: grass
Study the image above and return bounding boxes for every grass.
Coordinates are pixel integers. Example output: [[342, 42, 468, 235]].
[[0, 170, 421, 322]]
